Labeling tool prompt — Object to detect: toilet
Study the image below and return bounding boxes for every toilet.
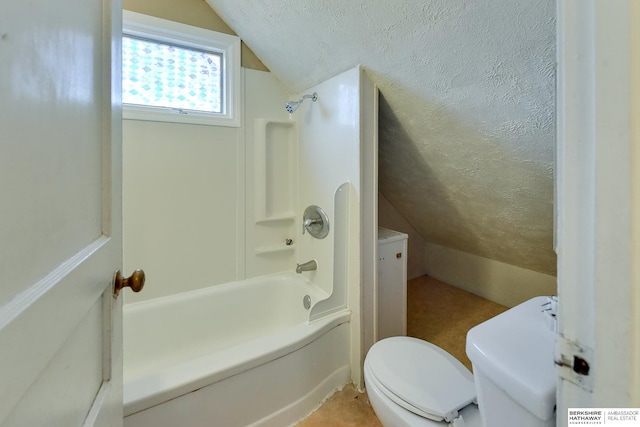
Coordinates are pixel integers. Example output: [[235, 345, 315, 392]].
[[364, 296, 557, 427]]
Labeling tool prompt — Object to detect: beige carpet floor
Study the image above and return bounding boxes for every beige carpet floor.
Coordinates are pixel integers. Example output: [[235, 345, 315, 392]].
[[294, 275, 507, 427]]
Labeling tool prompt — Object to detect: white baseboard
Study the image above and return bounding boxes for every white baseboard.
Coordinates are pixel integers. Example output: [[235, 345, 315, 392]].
[[424, 242, 557, 307]]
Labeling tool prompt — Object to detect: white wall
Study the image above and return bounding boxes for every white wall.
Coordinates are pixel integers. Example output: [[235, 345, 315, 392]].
[[296, 68, 362, 297], [123, 120, 241, 302], [123, 69, 291, 303], [296, 67, 377, 388]]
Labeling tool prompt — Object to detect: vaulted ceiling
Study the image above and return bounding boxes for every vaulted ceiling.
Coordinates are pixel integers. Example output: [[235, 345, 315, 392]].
[[207, 0, 557, 275]]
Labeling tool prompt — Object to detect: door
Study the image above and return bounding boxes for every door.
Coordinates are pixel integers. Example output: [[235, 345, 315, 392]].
[[0, 0, 124, 425], [556, 0, 640, 417]]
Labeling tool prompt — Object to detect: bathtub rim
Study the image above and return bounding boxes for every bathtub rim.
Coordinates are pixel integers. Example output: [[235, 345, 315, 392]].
[[122, 271, 329, 314], [123, 308, 351, 417]]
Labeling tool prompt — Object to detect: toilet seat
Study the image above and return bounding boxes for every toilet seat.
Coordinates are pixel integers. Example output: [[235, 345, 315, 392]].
[[366, 337, 477, 423]]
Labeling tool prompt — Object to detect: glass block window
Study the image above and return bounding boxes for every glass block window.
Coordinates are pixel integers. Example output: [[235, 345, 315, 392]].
[[122, 36, 223, 114], [122, 11, 241, 127]]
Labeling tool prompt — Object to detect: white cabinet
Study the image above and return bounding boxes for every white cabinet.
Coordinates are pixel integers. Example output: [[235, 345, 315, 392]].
[[377, 228, 408, 341]]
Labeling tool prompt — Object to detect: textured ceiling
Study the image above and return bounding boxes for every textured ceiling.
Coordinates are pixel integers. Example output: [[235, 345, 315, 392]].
[[207, 0, 557, 275]]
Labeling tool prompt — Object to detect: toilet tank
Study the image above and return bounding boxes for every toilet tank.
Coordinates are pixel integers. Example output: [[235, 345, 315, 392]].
[[466, 296, 556, 427]]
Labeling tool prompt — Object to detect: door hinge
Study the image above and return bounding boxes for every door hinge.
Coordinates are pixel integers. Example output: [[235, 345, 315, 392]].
[[555, 335, 594, 392]]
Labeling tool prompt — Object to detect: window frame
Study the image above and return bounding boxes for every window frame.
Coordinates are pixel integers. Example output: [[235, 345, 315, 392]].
[[122, 11, 241, 127]]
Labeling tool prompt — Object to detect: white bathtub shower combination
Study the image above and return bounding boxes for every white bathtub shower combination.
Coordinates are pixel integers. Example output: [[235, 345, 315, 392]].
[[121, 66, 378, 426], [123, 272, 351, 427]]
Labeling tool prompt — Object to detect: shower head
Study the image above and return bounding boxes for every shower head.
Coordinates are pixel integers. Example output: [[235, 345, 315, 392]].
[[285, 100, 302, 114], [285, 92, 318, 114]]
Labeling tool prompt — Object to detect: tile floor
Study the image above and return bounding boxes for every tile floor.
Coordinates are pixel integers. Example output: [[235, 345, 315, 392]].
[[293, 275, 507, 427]]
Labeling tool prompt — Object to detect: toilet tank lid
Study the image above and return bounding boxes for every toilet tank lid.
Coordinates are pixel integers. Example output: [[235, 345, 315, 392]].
[[466, 296, 556, 421]]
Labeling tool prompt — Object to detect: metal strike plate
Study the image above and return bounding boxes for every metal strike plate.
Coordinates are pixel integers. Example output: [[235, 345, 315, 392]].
[[555, 335, 594, 391]]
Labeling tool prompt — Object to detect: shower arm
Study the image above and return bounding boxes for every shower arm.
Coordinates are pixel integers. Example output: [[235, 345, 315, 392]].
[[300, 93, 318, 102]]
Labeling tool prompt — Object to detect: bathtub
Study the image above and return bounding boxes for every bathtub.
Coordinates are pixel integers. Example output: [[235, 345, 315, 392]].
[[123, 272, 352, 427]]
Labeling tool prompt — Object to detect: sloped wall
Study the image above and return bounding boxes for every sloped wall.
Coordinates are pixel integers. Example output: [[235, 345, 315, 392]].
[[206, 0, 557, 280]]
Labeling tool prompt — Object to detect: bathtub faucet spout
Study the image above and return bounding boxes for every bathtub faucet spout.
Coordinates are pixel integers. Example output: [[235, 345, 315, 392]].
[[296, 260, 318, 274]]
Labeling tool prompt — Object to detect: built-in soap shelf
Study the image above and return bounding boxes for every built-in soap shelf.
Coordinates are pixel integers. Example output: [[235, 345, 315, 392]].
[[255, 244, 296, 255], [255, 213, 296, 224], [254, 119, 296, 223]]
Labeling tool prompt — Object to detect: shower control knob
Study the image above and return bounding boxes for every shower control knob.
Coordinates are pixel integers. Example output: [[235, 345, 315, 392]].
[[113, 269, 146, 297], [302, 205, 330, 239]]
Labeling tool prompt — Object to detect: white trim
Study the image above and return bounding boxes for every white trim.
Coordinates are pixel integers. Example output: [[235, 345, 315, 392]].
[[423, 242, 557, 308], [557, 0, 640, 414], [122, 11, 241, 127], [631, 0, 640, 405]]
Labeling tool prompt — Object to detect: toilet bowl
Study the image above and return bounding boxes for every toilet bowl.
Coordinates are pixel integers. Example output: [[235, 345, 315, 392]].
[[364, 296, 556, 427]]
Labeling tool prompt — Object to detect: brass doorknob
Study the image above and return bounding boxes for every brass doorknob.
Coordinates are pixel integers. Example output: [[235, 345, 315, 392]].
[[113, 269, 145, 296]]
